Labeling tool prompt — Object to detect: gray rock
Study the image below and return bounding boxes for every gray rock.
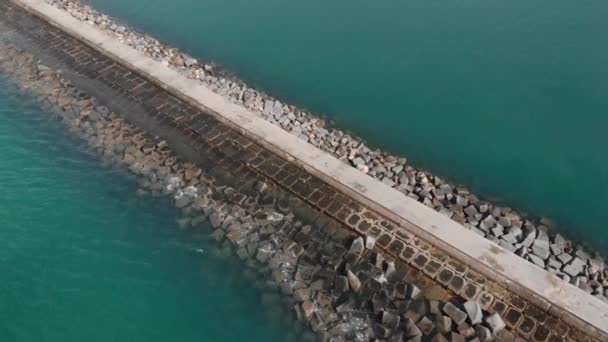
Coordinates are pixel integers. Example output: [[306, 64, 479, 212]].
[[254, 181, 268, 193], [431, 333, 448, 342], [557, 253, 573, 264], [475, 325, 492, 342], [528, 254, 546, 268], [95, 105, 110, 117], [547, 258, 563, 270], [352, 157, 366, 167], [349, 237, 365, 256], [436, 315, 452, 334], [382, 177, 396, 187], [484, 312, 505, 334], [521, 232, 536, 248], [347, 270, 361, 292], [335, 275, 349, 293], [550, 243, 564, 256], [498, 240, 516, 252], [576, 248, 590, 261], [553, 233, 567, 245], [442, 302, 467, 325], [407, 283, 421, 299], [563, 257, 586, 277], [479, 216, 497, 231], [501, 232, 518, 244], [183, 57, 197, 67], [417, 316, 435, 336], [403, 317, 422, 339], [532, 239, 551, 260], [448, 332, 466, 342], [455, 195, 468, 207], [464, 205, 479, 218], [365, 235, 376, 249], [384, 260, 396, 278], [463, 300, 483, 325], [174, 194, 192, 209], [381, 310, 401, 330]]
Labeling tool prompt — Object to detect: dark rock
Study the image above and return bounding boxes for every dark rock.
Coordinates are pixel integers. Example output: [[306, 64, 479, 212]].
[[417, 316, 435, 336], [403, 317, 423, 339], [381, 310, 401, 330], [407, 284, 421, 299], [442, 302, 467, 325], [254, 180, 268, 193], [475, 325, 492, 342], [335, 275, 349, 293], [435, 315, 452, 334]]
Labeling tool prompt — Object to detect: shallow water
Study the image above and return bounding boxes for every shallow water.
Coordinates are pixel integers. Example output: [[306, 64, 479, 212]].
[[0, 77, 300, 341], [87, 0, 608, 249]]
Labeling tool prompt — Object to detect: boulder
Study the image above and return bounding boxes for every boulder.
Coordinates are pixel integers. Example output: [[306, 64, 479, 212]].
[[347, 270, 361, 292], [442, 302, 467, 325], [531, 239, 551, 260], [484, 312, 505, 334], [475, 325, 492, 342], [563, 257, 586, 277], [381, 310, 401, 330], [463, 300, 482, 325], [335, 275, 349, 293]]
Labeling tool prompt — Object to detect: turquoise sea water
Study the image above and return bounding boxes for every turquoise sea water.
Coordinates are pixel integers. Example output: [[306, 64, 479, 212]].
[[87, 0, 608, 249], [0, 78, 300, 341]]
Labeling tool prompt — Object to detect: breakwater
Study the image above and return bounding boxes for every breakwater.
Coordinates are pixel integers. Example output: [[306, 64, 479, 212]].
[[41, 0, 608, 299], [0, 4, 505, 341], [2, 0, 607, 341]]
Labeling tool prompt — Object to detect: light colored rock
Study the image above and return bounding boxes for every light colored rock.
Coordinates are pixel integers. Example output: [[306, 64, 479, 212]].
[[463, 301, 482, 325]]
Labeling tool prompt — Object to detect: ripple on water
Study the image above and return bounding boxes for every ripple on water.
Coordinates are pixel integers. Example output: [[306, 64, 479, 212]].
[[0, 78, 300, 341]]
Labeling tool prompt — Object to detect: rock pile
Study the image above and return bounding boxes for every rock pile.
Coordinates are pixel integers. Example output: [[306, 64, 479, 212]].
[[44, 0, 608, 296], [0, 43, 508, 341]]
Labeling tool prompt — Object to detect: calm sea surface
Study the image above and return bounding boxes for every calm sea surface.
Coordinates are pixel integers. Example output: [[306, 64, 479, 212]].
[[88, 0, 608, 249], [0, 77, 301, 341]]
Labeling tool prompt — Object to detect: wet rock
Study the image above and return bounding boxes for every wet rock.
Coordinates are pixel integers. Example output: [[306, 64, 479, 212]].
[[174, 194, 193, 208]]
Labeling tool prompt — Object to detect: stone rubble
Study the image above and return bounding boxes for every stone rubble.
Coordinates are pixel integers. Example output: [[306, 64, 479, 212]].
[[0, 43, 510, 342], [42, 0, 608, 297]]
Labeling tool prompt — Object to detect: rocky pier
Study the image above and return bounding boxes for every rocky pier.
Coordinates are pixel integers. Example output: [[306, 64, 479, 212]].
[[40, 0, 608, 299], [1, 0, 607, 341]]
